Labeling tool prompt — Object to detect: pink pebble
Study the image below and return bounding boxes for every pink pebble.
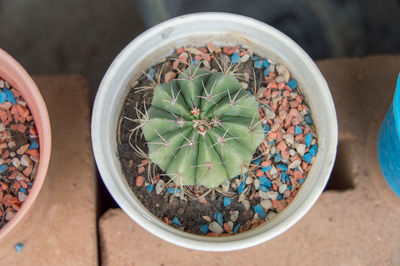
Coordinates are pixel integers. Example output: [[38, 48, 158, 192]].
[[135, 176, 145, 187], [277, 141, 287, 152]]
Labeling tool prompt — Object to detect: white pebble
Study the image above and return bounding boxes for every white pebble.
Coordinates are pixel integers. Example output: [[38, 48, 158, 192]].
[[266, 211, 277, 221], [0, 123, 5, 132], [227, 221, 234, 231], [263, 106, 276, 120], [289, 149, 296, 156], [284, 134, 295, 146], [240, 54, 250, 62], [221, 180, 230, 192], [279, 184, 288, 194], [185, 47, 202, 55], [289, 159, 302, 169], [16, 172, 25, 181], [242, 199, 250, 210], [295, 143, 306, 156], [7, 141, 16, 149], [260, 191, 278, 200], [209, 221, 223, 234], [18, 191, 27, 202], [270, 165, 278, 176], [240, 82, 248, 89], [276, 64, 290, 83], [261, 199, 272, 210], [12, 158, 20, 168], [245, 176, 253, 185], [20, 154, 31, 167], [155, 180, 165, 195], [202, 60, 210, 69], [5, 211, 14, 221], [253, 179, 260, 190], [230, 210, 239, 222]]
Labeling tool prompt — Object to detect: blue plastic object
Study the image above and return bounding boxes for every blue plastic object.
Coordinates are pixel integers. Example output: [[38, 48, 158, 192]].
[[378, 74, 400, 197]]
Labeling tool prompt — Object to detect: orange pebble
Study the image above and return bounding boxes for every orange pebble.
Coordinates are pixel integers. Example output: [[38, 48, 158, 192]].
[[223, 223, 231, 233], [17, 124, 27, 133], [135, 175, 145, 187], [206, 42, 216, 53], [176, 47, 184, 53], [141, 159, 149, 166], [163, 216, 169, 224], [206, 232, 219, 237], [26, 149, 39, 157], [256, 169, 264, 177], [0, 182, 8, 190], [261, 160, 271, 167]]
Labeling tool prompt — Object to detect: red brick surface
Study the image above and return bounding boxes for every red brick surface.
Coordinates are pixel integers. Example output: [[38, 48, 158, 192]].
[[0, 75, 97, 265], [99, 55, 400, 265]]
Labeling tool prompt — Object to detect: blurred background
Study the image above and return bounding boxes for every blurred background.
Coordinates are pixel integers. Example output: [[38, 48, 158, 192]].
[[1, 0, 400, 99], [1, 0, 399, 213]]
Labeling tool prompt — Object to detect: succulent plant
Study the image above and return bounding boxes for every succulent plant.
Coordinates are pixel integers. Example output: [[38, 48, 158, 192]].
[[142, 65, 264, 188]]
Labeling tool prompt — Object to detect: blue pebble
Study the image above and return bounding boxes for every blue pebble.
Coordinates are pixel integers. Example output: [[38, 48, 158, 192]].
[[190, 59, 200, 65], [15, 243, 24, 253], [29, 140, 39, 150], [200, 224, 208, 235], [254, 60, 263, 69], [0, 92, 6, 103], [277, 194, 283, 201], [251, 157, 262, 165], [254, 204, 266, 219], [287, 185, 292, 190], [259, 176, 271, 187], [238, 181, 245, 195], [231, 52, 240, 64], [281, 171, 289, 183], [263, 68, 270, 76], [27, 182, 33, 186], [214, 212, 223, 227], [0, 164, 8, 174], [251, 55, 260, 61], [295, 126, 303, 135], [172, 217, 182, 227], [146, 184, 153, 193], [304, 115, 313, 125], [268, 140, 276, 145], [263, 60, 270, 68], [274, 153, 282, 162], [19, 187, 27, 194], [167, 187, 177, 194], [309, 144, 318, 157], [305, 133, 312, 148], [263, 124, 271, 133], [287, 78, 298, 90], [5, 90, 16, 104], [223, 197, 232, 207], [303, 153, 312, 163], [146, 67, 155, 80], [259, 184, 270, 192], [298, 178, 305, 184], [277, 163, 288, 171], [261, 165, 272, 172], [233, 223, 241, 234]]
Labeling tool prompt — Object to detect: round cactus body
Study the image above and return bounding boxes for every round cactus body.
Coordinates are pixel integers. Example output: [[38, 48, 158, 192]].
[[142, 66, 264, 188]]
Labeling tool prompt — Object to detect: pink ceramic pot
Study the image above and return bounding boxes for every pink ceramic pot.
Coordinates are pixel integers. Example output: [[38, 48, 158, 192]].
[[0, 49, 51, 240]]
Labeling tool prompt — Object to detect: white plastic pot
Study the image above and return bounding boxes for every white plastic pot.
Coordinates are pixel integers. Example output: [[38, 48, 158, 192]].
[[92, 12, 338, 251]]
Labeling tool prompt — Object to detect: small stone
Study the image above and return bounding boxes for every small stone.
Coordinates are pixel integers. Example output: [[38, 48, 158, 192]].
[[164, 71, 177, 82], [245, 176, 253, 185], [279, 184, 288, 194], [20, 154, 31, 167], [135, 175, 145, 187], [5, 211, 14, 221], [230, 210, 239, 222], [240, 54, 250, 62], [137, 166, 145, 174], [209, 221, 223, 234], [12, 158, 20, 168], [15, 243, 24, 253], [202, 215, 211, 222], [261, 199, 272, 210], [16, 172, 25, 181], [289, 159, 302, 169], [227, 221, 234, 231], [8, 141, 16, 149], [295, 143, 306, 156], [261, 191, 278, 200], [240, 82, 248, 89], [242, 199, 250, 210], [266, 211, 277, 220], [221, 180, 230, 191], [155, 179, 165, 194], [18, 191, 27, 202], [253, 179, 260, 190], [16, 144, 30, 155]]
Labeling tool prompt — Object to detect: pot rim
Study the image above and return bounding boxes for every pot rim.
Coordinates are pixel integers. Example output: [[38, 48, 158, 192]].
[[92, 12, 338, 251]]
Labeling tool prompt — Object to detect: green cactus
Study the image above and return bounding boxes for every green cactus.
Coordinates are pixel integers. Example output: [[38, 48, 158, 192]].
[[142, 65, 264, 188]]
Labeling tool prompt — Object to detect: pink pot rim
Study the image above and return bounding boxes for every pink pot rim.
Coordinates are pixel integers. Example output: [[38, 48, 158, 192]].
[[0, 49, 51, 241]]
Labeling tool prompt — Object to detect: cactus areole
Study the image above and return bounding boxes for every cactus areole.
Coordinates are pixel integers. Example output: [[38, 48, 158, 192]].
[[142, 65, 264, 188]]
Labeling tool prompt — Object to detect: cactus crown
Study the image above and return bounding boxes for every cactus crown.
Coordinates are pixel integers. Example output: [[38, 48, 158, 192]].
[[142, 65, 264, 188]]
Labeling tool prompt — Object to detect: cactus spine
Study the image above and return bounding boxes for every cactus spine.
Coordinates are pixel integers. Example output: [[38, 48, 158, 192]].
[[142, 65, 264, 188]]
